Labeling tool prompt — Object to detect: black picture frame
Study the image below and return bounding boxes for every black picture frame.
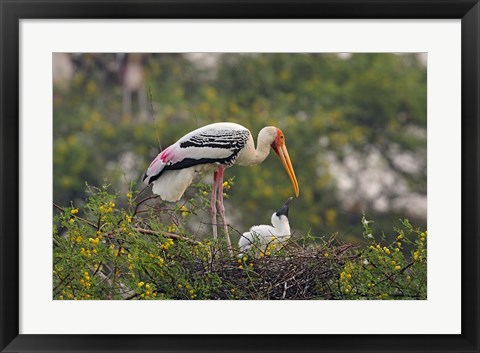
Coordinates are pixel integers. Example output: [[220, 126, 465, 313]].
[[1, 1, 479, 352]]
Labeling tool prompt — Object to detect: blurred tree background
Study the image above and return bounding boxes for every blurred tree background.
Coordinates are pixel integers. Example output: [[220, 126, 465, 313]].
[[53, 53, 427, 242]]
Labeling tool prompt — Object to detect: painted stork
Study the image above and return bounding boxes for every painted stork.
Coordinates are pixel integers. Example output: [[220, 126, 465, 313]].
[[239, 197, 292, 257], [143, 122, 299, 254]]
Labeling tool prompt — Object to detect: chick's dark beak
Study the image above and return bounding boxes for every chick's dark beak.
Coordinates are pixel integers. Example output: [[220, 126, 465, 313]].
[[276, 197, 293, 217]]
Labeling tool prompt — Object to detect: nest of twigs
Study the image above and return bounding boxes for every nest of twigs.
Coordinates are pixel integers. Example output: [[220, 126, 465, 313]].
[[185, 240, 359, 300]]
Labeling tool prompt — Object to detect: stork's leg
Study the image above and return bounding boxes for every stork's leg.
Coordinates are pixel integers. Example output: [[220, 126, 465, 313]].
[[216, 167, 233, 256], [211, 170, 219, 240]]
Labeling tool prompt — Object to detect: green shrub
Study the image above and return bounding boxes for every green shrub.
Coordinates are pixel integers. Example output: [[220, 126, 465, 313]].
[[334, 215, 427, 300], [53, 183, 427, 300]]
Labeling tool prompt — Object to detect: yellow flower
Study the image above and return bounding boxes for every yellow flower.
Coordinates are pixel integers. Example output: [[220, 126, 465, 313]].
[[137, 281, 145, 287], [242, 256, 247, 261], [346, 273, 352, 279], [324, 252, 329, 257], [146, 284, 151, 289], [395, 265, 401, 270], [126, 192, 132, 199], [71, 208, 79, 215], [109, 201, 115, 208], [413, 251, 419, 260], [238, 265, 244, 269], [391, 260, 396, 265], [69, 219, 75, 224]]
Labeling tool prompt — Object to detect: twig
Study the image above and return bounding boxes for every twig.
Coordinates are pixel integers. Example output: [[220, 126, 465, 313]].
[[93, 261, 103, 277], [132, 195, 159, 217], [53, 203, 98, 229], [133, 227, 200, 244], [400, 261, 415, 273]]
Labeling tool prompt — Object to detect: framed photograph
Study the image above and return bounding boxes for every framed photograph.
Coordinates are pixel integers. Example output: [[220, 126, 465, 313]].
[[1, 0, 479, 352]]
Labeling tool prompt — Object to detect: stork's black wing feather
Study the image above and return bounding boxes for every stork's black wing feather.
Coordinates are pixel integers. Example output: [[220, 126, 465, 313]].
[[179, 128, 249, 152]]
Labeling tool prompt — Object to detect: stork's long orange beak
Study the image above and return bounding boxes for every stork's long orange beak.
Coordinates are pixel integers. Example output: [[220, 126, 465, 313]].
[[272, 130, 300, 197]]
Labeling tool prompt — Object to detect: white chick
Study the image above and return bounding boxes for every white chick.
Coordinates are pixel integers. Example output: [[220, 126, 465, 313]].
[[238, 197, 293, 257]]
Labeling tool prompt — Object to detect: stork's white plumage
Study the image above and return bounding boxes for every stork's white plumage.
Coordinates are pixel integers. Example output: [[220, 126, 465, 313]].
[[239, 197, 293, 257], [143, 122, 299, 255]]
